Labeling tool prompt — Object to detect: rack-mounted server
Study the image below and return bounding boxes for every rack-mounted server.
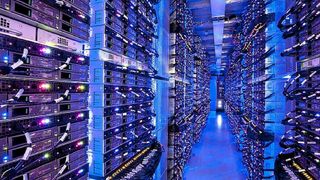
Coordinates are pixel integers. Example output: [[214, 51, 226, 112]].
[[275, 0, 320, 179], [168, 0, 210, 179], [89, 0, 162, 179], [224, 0, 285, 179], [0, 0, 90, 179]]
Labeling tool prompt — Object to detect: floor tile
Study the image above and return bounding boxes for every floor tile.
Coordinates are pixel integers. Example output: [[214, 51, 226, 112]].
[[183, 112, 246, 180]]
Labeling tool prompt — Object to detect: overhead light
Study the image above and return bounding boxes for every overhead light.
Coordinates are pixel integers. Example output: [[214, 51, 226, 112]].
[[226, 0, 245, 4]]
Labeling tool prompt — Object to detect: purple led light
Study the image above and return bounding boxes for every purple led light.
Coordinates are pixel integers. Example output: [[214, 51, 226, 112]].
[[78, 13, 86, 19], [76, 141, 84, 147], [40, 47, 51, 54], [78, 57, 85, 61], [77, 113, 84, 119], [77, 169, 84, 174], [39, 118, 50, 125]]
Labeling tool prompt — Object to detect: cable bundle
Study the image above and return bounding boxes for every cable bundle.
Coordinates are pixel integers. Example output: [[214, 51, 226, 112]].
[[275, 0, 320, 179], [168, 0, 210, 179], [224, 0, 278, 179]]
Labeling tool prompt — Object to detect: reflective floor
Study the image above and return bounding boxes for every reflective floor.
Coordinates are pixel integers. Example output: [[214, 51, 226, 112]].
[[183, 111, 246, 180]]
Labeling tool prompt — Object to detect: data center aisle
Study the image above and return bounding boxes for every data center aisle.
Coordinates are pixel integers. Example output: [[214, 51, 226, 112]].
[[183, 112, 246, 180]]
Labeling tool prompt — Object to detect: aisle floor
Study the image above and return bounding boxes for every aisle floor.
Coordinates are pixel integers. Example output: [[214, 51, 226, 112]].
[[183, 111, 246, 180]]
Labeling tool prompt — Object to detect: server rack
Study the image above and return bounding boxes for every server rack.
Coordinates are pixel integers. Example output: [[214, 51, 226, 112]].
[[89, 0, 162, 179], [168, 0, 210, 179], [216, 75, 225, 111], [0, 0, 90, 179], [192, 36, 210, 144], [224, 0, 285, 179], [275, 0, 320, 179]]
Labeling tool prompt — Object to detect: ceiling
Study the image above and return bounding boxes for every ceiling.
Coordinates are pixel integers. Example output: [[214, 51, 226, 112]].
[[187, 0, 248, 75], [222, 0, 248, 68], [187, 0, 215, 64]]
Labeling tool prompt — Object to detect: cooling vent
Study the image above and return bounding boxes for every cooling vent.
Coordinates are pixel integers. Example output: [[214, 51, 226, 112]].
[[58, 37, 69, 46], [0, 17, 10, 33]]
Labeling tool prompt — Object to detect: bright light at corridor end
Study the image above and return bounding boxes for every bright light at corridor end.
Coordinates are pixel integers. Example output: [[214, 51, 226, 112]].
[[217, 114, 223, 129], [218, 100, 222, 108]]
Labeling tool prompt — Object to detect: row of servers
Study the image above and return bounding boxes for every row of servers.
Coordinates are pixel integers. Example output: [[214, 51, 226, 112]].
[[0, 0, 90, 179], [89, 0, 162, 179], [225, 1, 277, 178], [168, 0, 210, 179], [0, 0, 211, 179], [224, 0, 320, 179], [275, 0, 320, 179]]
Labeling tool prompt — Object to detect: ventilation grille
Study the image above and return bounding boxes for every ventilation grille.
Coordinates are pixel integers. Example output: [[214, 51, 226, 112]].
[[58, 37, 69, 46], [0, 17, 10, 33]]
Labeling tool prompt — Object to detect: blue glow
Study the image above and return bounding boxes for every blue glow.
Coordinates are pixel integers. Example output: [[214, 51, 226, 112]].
[[3, 156, 8, 163], [262, 0, 287, 178], [184, 112, 245, 179], [217, 114, 222, 129], [211, 0, 226, 71], [3, 56, 8, 63]]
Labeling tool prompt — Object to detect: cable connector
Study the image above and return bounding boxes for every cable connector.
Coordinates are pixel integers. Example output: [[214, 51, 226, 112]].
[[58, 57, 71, 70], [22, 147, 32, 161], [0, 48, 28, 75], [59, 123, 71, 142], [8, 89, 24, 102], [130, 131, 138, 138], [115, 135, 127, 140], [131, 91, 140, 97], [25, 132, 32, 145], [54, 90, 69, 103], [116, 91, 126, 98], [58, 164, 67, 175], [55, 0, 64, 6]]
